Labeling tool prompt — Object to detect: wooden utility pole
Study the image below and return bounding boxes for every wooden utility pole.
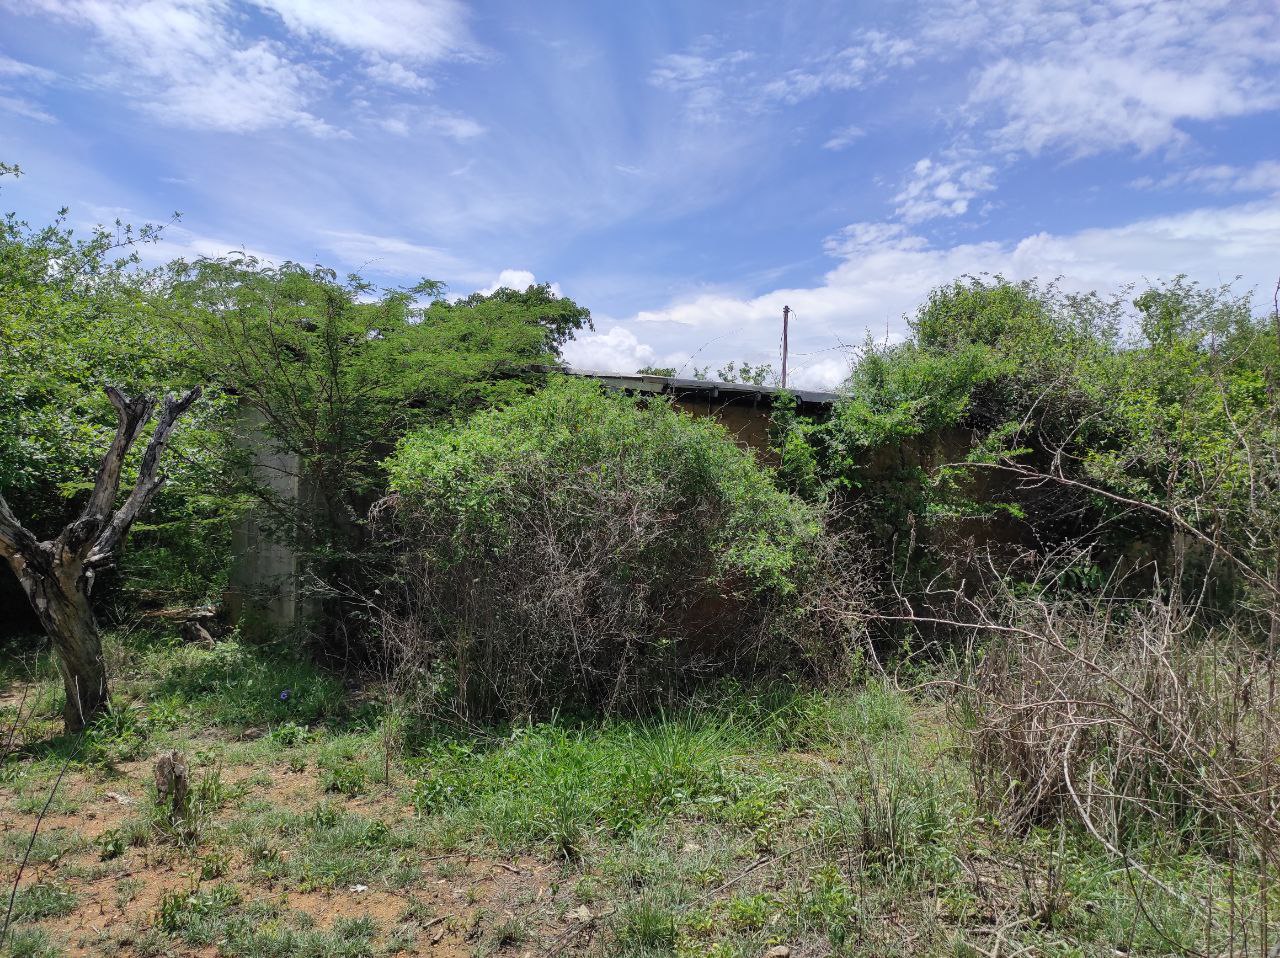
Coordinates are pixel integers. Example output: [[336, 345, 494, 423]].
[[781, 305, 790, 389]]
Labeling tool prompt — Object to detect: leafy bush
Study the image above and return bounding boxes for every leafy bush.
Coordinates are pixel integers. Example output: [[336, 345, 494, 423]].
[[0, 195, 243, 624], [379, 376, 867, 718], [779, 274, 1278, 621]]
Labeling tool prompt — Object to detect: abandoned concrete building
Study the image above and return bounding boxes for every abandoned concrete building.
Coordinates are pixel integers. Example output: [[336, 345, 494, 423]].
[[227, 370, 838, 628]]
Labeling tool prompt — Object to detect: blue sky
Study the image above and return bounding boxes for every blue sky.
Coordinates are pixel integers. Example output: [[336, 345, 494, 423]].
[[1, 0, 1278, 387]]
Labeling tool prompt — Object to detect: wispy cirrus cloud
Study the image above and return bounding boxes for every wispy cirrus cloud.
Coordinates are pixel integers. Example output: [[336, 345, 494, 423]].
[[0, 93, 55, 122], [648, 42, 754, 122], [3, 0, 480, 136], [0, 53, 54, 80], [250, 0, 476, 62], [822, 124, 864, 151], [1133, 160, 1280, 195], [0, 52, 57, 122]]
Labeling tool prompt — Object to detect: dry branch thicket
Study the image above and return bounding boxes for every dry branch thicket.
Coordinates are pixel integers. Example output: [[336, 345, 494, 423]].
[[375, 465, 872, 722], [903, 557, 1280, 952], [372, 379, 872, 721]]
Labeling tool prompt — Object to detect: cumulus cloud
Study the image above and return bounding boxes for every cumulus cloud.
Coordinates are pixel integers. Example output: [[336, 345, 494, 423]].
[[477, 269, 561, 297], [562, 326, 657, 375], [894, 155, 996, 223], [15, 0, 336, 135], [590, 197, 1280, 389]]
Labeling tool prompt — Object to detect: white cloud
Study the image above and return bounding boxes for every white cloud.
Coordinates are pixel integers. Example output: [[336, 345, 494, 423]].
[[763, 30, 915, 103], [477, 269, 562, 297], [1135, 161, 1280, 194], [252, 0, 474, 62], [0, 50, 57, 122], [364, 58, 434, 91], [0, 55, 56, 81], [650, 48, 752, 91], [0, 94, 56, 123], [18, 0, 336, 135], [823, 221, 926, 257], [946, 0, 1280, 156], [368, 104, 482, 139], [718, 0, 1280, 226], [423, 109, 485, 140], [894, 155, 996, 223], [649, 43, 754, 122], [593, 197, 1280, 389], [379, 116, 410, 136], [822, 125, 865, 151], [650, 29, 912, 124], [971, 58, 1273, 157], [562, 326, 656, 375], [7, 0, 477, 137], [321, 230, 482, 282]]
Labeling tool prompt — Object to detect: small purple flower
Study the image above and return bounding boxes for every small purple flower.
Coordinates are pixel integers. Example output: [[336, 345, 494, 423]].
[[279, 689, 291, 701]]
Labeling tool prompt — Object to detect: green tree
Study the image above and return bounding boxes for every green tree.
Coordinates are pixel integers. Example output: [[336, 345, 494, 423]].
[[168, 258, 593, 629], [790, 273, 1278, 624], [0, 174, 210, 729], [715, 360, 778, 386]]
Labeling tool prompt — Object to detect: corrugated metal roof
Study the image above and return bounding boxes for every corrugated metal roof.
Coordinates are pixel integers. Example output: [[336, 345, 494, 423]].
[[562, 368, 839, 407]]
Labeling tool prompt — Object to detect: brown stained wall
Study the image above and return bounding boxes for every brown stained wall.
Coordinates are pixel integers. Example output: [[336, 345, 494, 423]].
[[671, 396, 776, 462]]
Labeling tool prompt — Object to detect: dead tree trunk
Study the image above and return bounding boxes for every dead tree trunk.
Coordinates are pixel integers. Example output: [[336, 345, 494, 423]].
[[0, 387, 200, 733]]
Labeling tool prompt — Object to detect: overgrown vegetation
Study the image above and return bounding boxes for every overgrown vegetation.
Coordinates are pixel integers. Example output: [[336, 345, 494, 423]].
[[378, 376, 866, 720], [779, 274, 1278, 615], [2, 167, 1278, 954], [7, 631, 1274, 957]]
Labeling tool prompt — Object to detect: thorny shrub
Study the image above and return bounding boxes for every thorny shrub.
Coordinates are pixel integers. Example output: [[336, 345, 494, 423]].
[[374, 377, 871, 721], [943, 571, 1280, 949]]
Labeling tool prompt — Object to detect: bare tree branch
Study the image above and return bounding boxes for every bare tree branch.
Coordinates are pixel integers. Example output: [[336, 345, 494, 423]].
[[88, 387, 202, 569], [81, 389, 156, 523], [0, 494, 41, 565]]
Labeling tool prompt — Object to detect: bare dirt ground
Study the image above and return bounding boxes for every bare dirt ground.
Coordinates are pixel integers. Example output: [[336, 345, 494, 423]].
[[1, 745, 591, 957]]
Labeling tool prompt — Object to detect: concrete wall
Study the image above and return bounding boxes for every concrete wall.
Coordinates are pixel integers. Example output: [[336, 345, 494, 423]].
[[226, 386, 807, 629], [225, 406, 309, 630]]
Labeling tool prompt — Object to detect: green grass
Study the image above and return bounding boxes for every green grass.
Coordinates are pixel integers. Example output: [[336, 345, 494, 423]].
[[150, 887, 381, 957], [2, 926, 62, 958], [2, 629, 1276, 957], [8, 882, 77, 922]]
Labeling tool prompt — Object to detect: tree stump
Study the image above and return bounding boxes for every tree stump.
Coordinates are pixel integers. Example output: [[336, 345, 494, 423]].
[[154, 750, 190, 823]]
